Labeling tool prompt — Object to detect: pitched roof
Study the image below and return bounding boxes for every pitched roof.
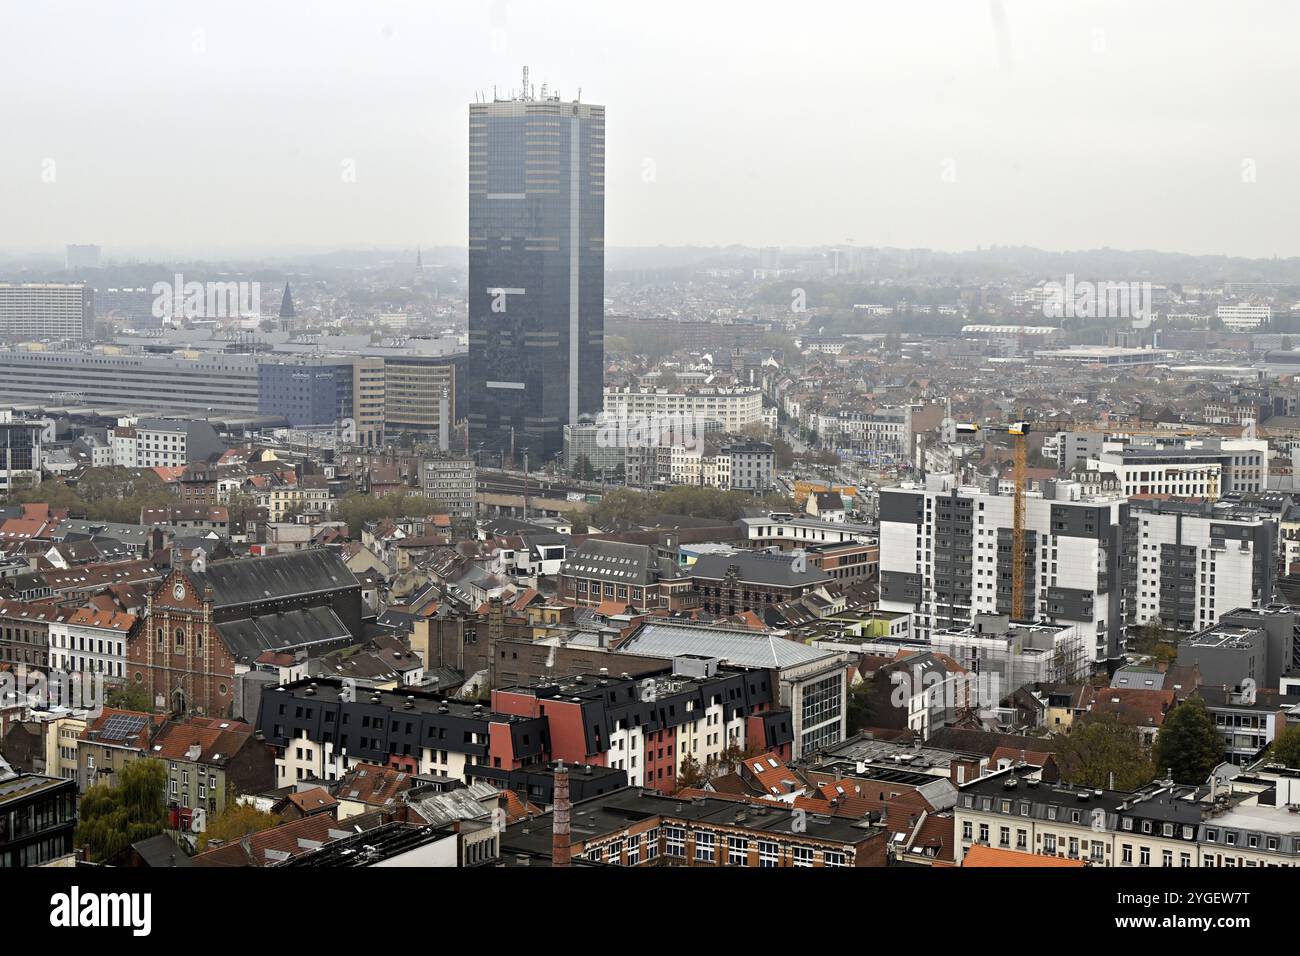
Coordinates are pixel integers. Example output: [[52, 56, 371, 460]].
[[190, 809, 390, 867], [148, 717, 253, 765], [183, 549, 358, 608], [337, 763, 413, 809], [283, 787, 337, 816], [215, 606, 353, 663]]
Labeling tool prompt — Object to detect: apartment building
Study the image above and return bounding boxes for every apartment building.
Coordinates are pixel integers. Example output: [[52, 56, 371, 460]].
[[954, 764, 1300, 867], [132, 419, 224, 468], [256, 678, 548, 785], [1125, 500, 1276, 634], [47, 608, 136, 682], [150, 716, 274, 817], [420, 455, 476, 520], [615, 621, 845, 757], [492, 659, 778, 792], [722, 441, 775, 492], [879, 475, 1127, 660], [603, 385, 764, 433]]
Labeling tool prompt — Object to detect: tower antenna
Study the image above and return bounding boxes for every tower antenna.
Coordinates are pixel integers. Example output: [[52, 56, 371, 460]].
[[522, 65, 530, 101]]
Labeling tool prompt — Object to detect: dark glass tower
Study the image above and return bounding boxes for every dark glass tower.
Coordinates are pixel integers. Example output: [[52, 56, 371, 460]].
[[467, 75, 605, 464]]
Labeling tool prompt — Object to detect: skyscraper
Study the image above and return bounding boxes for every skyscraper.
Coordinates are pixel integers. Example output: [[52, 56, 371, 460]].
[[467, 69, 604, 463]]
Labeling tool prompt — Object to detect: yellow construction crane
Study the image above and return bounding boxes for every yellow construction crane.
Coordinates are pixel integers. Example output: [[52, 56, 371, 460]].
[[955, 420, 1031, 620]]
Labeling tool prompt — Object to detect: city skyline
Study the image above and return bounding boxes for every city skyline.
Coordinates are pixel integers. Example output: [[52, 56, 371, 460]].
[[2, 1, 1298, 259]]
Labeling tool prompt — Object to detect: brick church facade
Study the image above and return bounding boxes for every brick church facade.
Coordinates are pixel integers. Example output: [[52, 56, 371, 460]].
[[128, 550, 364, 718]]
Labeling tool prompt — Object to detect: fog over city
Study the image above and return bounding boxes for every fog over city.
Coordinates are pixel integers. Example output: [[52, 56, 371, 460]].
[[3, 0, 1297, 258], [4, 0, 1300, 918]]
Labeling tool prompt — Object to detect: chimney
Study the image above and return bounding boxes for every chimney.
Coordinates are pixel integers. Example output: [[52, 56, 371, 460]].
[[553, 760, 572, 868], [487, 596, 504, 688]]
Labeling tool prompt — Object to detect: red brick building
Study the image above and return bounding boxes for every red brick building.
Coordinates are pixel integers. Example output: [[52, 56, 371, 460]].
[[128, 550, 363, 718]]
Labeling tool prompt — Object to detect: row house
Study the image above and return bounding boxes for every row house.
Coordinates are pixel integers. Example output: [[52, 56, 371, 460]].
[[256, 678, 548, 786], [492, 658, 782, 793], [954, 764, 1300, 868]]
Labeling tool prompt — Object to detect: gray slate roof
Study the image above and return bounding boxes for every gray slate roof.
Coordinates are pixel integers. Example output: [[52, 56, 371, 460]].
[[216, 606, 352, 663], [188, 549, 358, 609], [688, 550, 832, 588]]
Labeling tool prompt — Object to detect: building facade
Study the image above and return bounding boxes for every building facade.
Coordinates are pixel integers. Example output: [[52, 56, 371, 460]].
[[467, 84, 605, 460]]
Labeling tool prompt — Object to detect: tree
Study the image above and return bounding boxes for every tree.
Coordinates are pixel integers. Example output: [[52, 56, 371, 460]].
[[846, 679, 872, 734], [587, 488, 657, 530], [105, 685, 154, 714], [675, 754, 706, 790], [333, 490, 448, 537], [562, 509, 589, 534], [198, 803, 279, 850], [1154, 697, 1222, 784], [1053, 714, 1156, 791], [1130, 622, 1179, 664], [1270, 724, 1300, 769], [5, 466, 174, 523], [75, 758, 168, 863]]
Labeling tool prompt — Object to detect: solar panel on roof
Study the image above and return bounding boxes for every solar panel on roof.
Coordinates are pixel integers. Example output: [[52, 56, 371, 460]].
[[101, 713, 149, 740]]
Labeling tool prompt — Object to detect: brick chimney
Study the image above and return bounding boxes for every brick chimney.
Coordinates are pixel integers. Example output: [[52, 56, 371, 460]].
[[553, 760, 571, 868]]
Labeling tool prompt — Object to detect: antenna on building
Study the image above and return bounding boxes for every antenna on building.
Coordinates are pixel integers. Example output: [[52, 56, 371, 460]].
[[522, 65, 530, 101]]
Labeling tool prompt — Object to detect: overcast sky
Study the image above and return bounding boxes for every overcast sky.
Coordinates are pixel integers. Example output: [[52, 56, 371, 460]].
[[2, 0, 1296, 259]]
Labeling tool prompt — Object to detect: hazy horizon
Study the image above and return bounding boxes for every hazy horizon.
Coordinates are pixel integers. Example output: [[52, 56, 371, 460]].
[[4, 0, 1297, 259]]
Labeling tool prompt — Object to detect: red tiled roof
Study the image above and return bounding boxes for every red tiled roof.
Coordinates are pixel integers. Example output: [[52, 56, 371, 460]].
[[963, 845, 1086, 867], [148, 717, 253, 764]]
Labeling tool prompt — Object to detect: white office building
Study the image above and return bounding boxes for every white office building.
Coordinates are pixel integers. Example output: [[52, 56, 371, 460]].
[[1089, 437, 1268, 498], [1217, 304, 1272, 331]]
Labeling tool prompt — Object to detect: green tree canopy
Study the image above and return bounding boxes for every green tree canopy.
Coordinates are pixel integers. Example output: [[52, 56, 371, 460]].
[[1154, 697, 1222, 785], [75, 758, 168, 863], [104, 685, 154, 714], [5, 466, 174, 524], [198, 802, 279, 850], [334, 490, 447, 537], [1270, 724, 1300, 769], [1053, 714, 1156, 791]]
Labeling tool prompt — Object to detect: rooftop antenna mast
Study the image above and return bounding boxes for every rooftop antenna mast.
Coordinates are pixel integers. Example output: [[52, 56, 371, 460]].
[[522, 65, 530, 100]]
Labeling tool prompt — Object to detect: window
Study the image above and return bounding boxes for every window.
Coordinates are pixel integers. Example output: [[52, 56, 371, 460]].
[[758, 841, 779, 868], [665, 827, 685, 858], [728, 837, 748, 866], [823, 850, 847, 868], [695, 832, 716, 863], [791, 846, 813, 868]]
